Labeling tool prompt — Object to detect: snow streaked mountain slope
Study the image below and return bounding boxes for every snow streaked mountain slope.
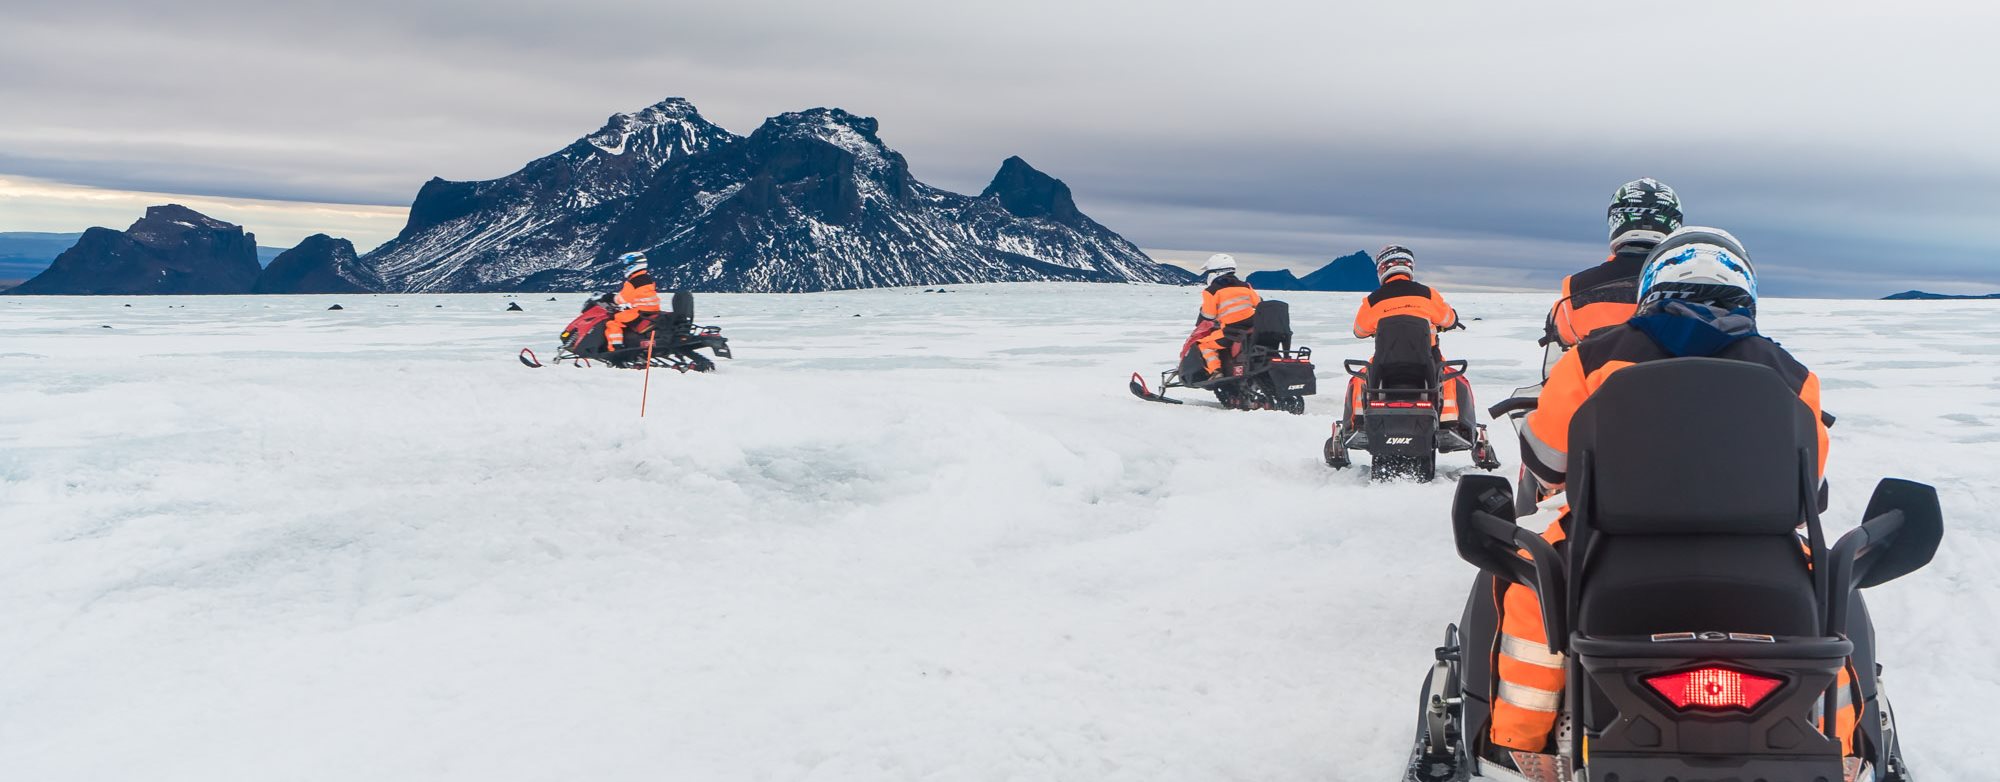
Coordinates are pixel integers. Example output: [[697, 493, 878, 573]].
[[362, 98, 737, 293], [0, 287, 1993, 780], [356, 100, 1193, 294]]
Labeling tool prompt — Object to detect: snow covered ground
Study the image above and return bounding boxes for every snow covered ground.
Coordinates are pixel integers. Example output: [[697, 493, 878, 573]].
[[1, 284, 1995, 781]]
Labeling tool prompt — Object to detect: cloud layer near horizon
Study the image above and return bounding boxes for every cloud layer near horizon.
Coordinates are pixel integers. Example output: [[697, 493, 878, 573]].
[[3, 0, 1996, 295]]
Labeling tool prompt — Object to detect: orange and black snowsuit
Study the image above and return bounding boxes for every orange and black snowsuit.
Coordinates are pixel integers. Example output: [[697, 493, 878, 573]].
[[1348, 274, 1466, 427], [1491, 304, 1850, 754], [1193, 274, 1261, 374], [1542, 246, 1651, 348], [605, 269, 662, 350]]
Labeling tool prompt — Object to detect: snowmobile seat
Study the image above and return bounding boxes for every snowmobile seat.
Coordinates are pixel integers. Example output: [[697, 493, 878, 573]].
[[668, 290, 695, 332], [1567, 357, 1825, 639], [1250, 300, 1292, 350], [1369, 315, 1439, 390]]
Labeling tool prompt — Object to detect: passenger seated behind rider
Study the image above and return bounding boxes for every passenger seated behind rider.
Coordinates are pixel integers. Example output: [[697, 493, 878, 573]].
[[1180, 253, 1260, 381], [1488, 226, 1850, 764], [1347, 245, 1475, 439]]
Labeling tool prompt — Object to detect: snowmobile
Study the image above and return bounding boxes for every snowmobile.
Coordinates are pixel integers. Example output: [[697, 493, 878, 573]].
[[1400, 358, 1938, 782], [519, 290, 732, 371], [1324, 315, 1500, 481], [1129, 300, 1316, 414]]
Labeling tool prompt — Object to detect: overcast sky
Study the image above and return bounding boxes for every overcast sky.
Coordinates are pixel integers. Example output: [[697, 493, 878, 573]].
[[3, 0, 1996, 296]]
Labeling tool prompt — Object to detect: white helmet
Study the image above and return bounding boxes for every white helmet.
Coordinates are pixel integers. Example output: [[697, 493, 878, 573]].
[[1637, 226, 1757, 314], [1200, 253, 1237, 281]]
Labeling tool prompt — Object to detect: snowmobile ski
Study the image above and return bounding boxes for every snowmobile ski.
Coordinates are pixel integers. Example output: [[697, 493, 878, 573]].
[[1129, 372, 1183, 404], [519, 348, 543, 368]]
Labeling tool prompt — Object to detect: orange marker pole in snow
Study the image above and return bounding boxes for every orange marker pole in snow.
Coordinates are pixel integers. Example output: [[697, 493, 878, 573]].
[[640, 335, 655, 418]]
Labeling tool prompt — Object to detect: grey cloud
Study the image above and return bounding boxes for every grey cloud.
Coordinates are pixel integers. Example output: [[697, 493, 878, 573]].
[[2, 0, 1996, 296]]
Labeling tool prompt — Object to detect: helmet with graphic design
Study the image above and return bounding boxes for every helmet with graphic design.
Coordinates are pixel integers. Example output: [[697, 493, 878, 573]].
[[1637, 226, 1756, 315], [1375, 245, 1416, 283], [1607, 178, 1684, 252], [619, 251, 648, 277]]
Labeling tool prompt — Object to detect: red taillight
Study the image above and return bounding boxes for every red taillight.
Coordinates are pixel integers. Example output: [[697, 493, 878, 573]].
[[1644, 667, 1783, 711], [1367, 400, 1423, 408]]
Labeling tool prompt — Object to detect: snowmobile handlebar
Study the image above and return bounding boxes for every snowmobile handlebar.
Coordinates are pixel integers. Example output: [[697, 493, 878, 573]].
[[1489, 396, 1540, 419]]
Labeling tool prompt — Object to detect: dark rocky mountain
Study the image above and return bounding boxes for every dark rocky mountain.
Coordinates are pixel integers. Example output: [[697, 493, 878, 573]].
[[365, 98, 737, 292], [1881, 290, 2000, 300], [1246, 250, 1376, 291], [5, 205, 262, 295], [1, 231, 285, 290], [0, 232, 87, 285], [357, 98, 1192, 292], [253, 234, 379, 293]]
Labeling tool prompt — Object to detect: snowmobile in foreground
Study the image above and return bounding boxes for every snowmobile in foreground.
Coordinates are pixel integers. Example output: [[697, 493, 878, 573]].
[[519, 290, 732, 371], [1129, 300, 1316, 413], [1325, 315, 1499, 481], [1401, 358, 1939, 782]]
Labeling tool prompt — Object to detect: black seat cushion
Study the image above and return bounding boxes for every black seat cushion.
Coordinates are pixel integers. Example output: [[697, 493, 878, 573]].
[[1578, 535, 1820, 637]]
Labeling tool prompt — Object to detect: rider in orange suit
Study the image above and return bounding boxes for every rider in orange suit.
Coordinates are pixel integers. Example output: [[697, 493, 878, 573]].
[[1543, 178, 1684, 349], [1489, 227, 1853, 767], [1348, 246, 1469, 435], [604, 251, 662, 351], [1190, 253, 1261, 377]]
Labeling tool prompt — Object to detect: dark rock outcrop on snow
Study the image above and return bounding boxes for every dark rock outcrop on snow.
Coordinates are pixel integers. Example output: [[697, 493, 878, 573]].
[[253, 234, 380, 294], [5, 205, 262, 295]]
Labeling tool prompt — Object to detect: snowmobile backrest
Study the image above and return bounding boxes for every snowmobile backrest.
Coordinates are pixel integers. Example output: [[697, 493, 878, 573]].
[[668, 290, 696, 333], [1570, 358, 1817, 536], [1568, 358, 1825, 639], [1370, 315, 1437, 389], [1250, 300, 1291, 349]]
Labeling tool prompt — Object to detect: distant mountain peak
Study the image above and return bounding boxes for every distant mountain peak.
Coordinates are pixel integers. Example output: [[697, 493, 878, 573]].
[[354, 97, 1193, 293], [254, 233, 377, 294], [982, 156, 1081, 222], [754, 108, 898, 172], [1882, 289, 2000, 300], [6, 204, 260, 295], [582, 97, 720, 157], [1245, 250, 1376, 292], [126, 204, 255, 255], [138, 203, 234, 231]]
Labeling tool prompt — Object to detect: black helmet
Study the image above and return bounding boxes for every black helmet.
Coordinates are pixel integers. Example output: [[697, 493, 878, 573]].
[[1607, 178, 1683, 251]]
